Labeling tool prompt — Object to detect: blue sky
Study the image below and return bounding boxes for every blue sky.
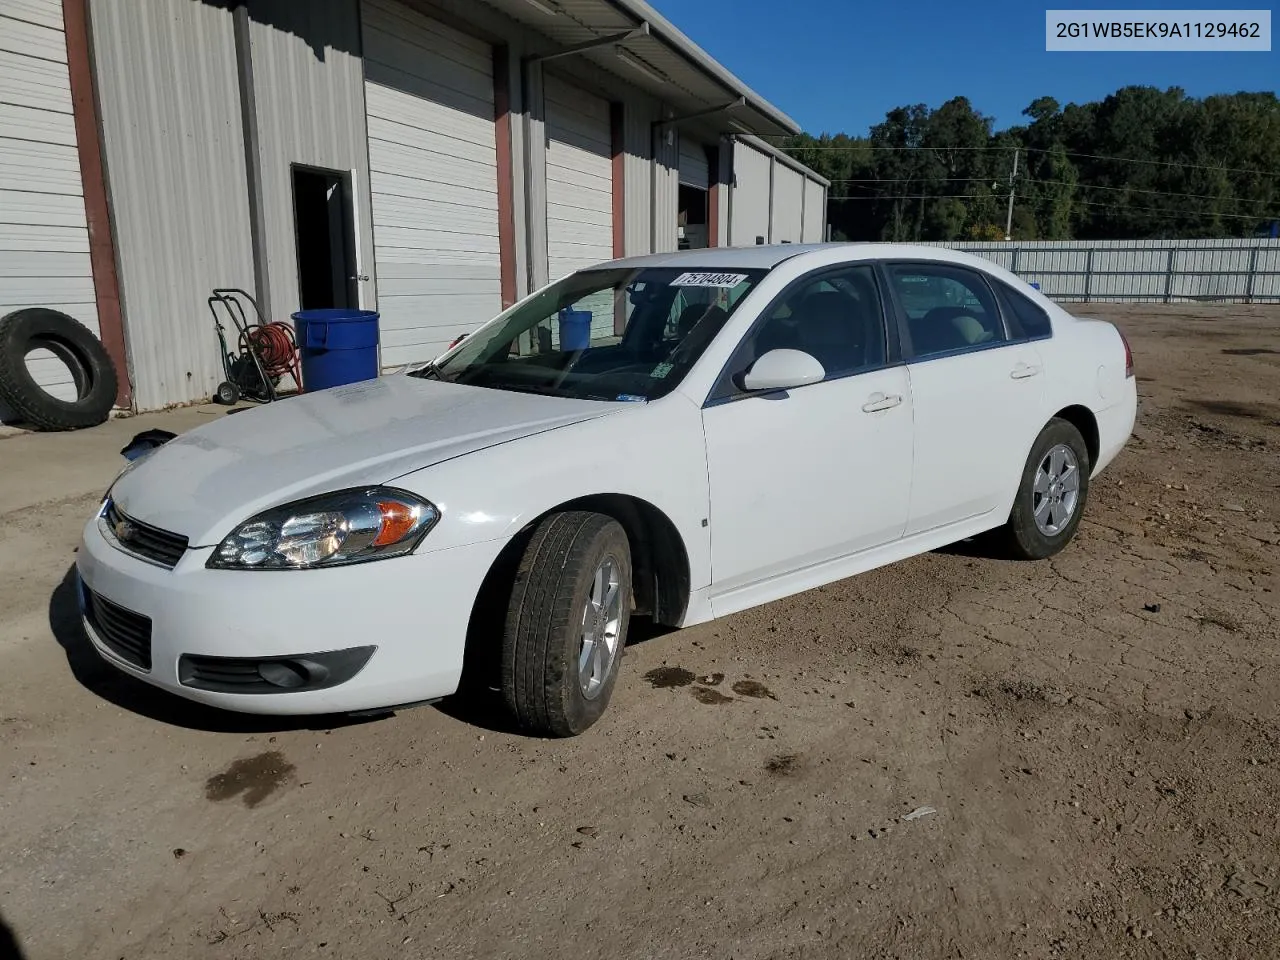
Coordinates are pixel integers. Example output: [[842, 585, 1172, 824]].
[[659, 0, 1279, 134]]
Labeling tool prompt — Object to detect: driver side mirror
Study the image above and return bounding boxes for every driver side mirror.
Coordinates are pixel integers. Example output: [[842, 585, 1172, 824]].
[[737, 348, 826, 393]]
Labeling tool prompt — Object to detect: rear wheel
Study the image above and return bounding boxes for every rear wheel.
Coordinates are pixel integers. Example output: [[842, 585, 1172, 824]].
[[996, 418, 1091, 560], [501, 512, 632, 737]]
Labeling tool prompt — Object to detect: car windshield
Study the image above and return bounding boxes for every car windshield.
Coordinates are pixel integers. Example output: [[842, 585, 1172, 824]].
[[411, 266, 768, 401]]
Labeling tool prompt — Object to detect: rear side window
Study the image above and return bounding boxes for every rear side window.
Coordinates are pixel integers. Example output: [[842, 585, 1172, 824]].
[[995, 282, 1053, 340], [884, 264, 1005, 360]]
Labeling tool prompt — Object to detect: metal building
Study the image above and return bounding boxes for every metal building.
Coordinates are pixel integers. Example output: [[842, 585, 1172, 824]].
[[1, 0, 827, 413]]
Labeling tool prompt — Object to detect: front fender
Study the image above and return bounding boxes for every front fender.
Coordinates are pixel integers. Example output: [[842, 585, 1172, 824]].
[[390, 393, 712, 591]]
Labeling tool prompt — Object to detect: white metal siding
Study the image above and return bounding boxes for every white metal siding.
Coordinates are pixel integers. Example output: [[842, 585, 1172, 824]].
[[802, 177, 825, 242], [248, 0, 375, 323], [362, 0, 500, 367], [771, 164, 804, 243], [89, 0, 254, 410], [0, 1, 99, 405], [544, 73, 613, 278], [729, 140, 771, 246], [652, 124, 679, 253], [622, 100, 653, 255], [678, 136, 709, 189]]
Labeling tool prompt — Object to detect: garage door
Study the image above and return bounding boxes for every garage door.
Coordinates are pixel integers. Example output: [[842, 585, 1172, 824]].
[[678, 137, 709, 189], [0, 1, 100, 406], [361, 0, 501, 367], [544, 75, 613, 279]]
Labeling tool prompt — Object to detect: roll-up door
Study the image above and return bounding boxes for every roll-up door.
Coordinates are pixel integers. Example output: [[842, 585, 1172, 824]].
[[678, 138, 709, 189], [543, 74, 615, 341], [361, 0, 501, 366], [544, 74, 613, 279], [0, 1, 100, 404]]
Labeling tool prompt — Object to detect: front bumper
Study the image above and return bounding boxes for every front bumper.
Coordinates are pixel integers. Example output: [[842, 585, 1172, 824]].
[[74, 511, 502, 715]]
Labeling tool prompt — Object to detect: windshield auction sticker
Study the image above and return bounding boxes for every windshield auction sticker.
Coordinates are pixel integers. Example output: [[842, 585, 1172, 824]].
[[1046, 9, 1271, 50], [670, 272, 749, 288]]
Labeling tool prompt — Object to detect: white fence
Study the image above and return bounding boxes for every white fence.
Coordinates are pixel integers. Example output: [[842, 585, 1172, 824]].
[[921, 239, 1280, 303]]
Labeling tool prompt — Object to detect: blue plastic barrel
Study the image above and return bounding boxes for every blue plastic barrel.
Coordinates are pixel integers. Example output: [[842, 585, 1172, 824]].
[[558, 308, 592, 351], [292, 309, 380, 392]]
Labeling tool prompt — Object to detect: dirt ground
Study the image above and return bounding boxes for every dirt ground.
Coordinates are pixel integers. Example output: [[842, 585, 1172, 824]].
[[1, 303, 1278, 960]]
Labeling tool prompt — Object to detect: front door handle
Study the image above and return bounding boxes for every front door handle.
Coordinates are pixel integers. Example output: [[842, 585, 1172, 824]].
[[1010, 362, 1041, 380], [862, 392, 903, 413]]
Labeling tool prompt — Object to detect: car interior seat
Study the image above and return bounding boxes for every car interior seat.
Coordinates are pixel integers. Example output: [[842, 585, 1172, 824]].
[[913, 305, 994, 354]]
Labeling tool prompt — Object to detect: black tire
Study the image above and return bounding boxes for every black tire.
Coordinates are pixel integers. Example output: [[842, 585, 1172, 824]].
[[501, 512, 632, 737], [0, 308, 118, 431], [216, 381, 240, 405], [996, 417, 1092, 560]]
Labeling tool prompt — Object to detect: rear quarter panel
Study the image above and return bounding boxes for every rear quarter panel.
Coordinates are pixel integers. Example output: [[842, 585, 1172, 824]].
[[1040, 312, 1136, 472]]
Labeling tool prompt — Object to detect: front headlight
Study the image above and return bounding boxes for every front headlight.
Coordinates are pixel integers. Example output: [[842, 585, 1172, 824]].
[[207, 487, 439, 570]]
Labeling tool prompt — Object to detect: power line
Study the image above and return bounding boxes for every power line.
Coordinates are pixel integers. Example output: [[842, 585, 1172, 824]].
[[1023, 177, 1279, 206], [1062, 195, 1275, 220], [1021, 146, 1280, 179], [826, 176, 994, 184], [772, 141, 1280, 179], [827, 192, 1274, 221], [827, 194, 1004, 201]]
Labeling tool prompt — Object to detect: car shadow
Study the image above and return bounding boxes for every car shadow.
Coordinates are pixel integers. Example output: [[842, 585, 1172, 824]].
[[1, 910, 27, 960], [432, 616, 676, 735], [48, 565, 376, 734]]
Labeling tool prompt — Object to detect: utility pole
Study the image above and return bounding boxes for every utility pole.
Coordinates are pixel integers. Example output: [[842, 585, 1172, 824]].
[[1004, 148, 1019, 240]]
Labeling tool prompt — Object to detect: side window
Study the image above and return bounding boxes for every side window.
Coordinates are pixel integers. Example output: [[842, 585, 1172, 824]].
[[747, 265, 887, 380], [886, 264, 1006, 360], [995, 281, 1053, 340]]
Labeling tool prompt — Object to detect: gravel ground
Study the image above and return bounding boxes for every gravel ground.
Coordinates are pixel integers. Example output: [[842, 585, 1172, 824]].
[[1, 303, 1277, 960]]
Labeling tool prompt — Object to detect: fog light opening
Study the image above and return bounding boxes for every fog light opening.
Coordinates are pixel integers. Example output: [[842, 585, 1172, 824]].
[[257, 660, 310, 688]]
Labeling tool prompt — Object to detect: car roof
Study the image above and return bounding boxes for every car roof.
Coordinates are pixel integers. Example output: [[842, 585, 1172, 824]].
[[594, 242, 1005, 273]]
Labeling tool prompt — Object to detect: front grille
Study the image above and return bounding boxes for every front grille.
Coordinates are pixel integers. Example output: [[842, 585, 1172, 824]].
[[84, 588, 153, 670], [103, 500, 189, 569]]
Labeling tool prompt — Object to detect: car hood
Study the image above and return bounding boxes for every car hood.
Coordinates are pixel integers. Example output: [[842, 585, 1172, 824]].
[[108, 375, 624, 545]]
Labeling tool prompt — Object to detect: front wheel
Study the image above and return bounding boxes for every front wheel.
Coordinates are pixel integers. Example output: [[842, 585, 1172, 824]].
[[501, 512, 632, 737], [996, 418, 1091, 560]]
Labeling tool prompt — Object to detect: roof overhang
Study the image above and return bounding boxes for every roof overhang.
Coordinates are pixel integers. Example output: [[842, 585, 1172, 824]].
[[478, 0, 801, 137]]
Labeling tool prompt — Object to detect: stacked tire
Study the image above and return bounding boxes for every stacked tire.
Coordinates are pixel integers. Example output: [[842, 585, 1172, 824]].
[[0, 308, 118, 431]]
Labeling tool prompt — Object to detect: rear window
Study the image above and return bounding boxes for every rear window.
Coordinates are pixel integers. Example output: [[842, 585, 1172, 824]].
[[996, 282, 1053, 340]]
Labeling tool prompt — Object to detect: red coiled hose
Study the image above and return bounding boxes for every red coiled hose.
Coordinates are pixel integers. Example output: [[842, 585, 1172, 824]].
[[239, 321, 302, 390]]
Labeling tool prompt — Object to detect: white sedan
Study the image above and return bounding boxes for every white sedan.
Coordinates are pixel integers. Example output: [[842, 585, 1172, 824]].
[[76, 244, 1136, 735]]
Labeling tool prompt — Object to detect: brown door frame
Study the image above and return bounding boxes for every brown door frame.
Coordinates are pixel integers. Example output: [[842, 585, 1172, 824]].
[[63, 0, 131, 408]]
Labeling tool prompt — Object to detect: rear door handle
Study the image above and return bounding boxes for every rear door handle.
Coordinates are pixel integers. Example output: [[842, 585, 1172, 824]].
[[862, 392, 902, 413], [1010, 362, 1041, 380]]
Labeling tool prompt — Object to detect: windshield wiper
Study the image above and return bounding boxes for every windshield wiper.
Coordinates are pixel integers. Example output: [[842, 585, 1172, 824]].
[[409, 361, 447, 381]]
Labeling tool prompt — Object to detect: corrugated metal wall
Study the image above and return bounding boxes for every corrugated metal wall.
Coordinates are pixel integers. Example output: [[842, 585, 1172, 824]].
[[651, 123, 679, 253], [770, 163, 804, 243], [0, 0, 99, 404], [622, 100, 653, 256], [802, 177, 825, 243], [89, 0, 254, 410], [729, 140, 771, 245], [926, 239, 1280, 302], [247, 0, 375, 322]]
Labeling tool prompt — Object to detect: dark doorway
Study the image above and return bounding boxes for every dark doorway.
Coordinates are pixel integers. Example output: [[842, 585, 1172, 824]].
[[291, 165, 357, 310], [678, 183, 708, 250]]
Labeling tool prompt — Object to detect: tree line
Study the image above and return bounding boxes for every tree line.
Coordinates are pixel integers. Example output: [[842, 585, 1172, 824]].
[[777, 87, 1280, 242]]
